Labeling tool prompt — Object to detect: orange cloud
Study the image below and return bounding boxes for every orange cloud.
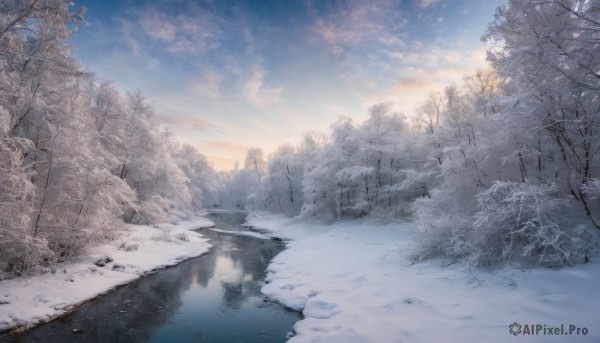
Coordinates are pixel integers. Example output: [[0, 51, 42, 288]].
[[393, 78, 433, 92]]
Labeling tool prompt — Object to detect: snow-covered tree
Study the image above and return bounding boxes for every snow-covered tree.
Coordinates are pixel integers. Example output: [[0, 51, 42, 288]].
[[244, 147, 267, 174], [412, 0, 600, 266], [260, 144, 304, 216], [0, 0, 217, 276], [171, 143, 220, 211], [484, 0, 600, 229], [300, 104, 421, 220], [0, 106, 48, 277]]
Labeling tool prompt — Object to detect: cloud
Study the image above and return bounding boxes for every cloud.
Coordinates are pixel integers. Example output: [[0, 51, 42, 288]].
[[157, 114, 223, 132], [242, 65, 283, 107], [386, 45, 482, 70], [338, 42, 484, 106], [393, 78, 432, 92], [362, 45, 490, 116], [417, 0, 442, 9], [248, 116, 277, 132], [136, 6, 221, 56], [202, 141, 250, 154], [190, 70, 223, 99], [140, 11, 176, 41], [386, 50, 422, 65], [310, 0, 405, 56]]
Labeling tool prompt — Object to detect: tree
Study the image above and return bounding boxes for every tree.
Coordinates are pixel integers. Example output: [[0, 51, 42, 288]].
[[0, 106, 49, 276], [300, 105, 419, 220], [260, 144, 304, 216], [244, 147, 267, 174], [171, 143, 220, 211], [412, 0, 599, 266], [413, 91, 443, 134], [0, 0, 221, 278], [484, 0, 600, 229]]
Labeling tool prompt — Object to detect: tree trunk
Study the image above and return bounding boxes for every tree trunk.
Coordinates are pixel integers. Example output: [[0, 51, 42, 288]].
[[33, 150, 52, 238]]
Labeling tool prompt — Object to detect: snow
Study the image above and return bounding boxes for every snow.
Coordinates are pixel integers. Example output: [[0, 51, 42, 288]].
[[206, 209, 248, 214], [156, 216, 215, 231], [248, 214, 600, 343], [208, 228, 270, 239], [0, 216, 214, 333]]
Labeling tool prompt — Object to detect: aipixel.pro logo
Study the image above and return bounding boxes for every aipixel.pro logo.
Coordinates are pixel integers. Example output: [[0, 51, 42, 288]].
[[509, 322, 588, 336]]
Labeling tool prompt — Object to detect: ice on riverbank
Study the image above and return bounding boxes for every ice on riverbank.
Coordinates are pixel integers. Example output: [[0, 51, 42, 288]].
[[0, 216, 214, 333], [248, 214, 600, 343], [156, 216, 215, 231], [209, 228, 270, 239]]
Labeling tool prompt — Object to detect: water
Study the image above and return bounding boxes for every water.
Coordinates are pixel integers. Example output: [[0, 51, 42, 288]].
[[1, 212, 301, 343]]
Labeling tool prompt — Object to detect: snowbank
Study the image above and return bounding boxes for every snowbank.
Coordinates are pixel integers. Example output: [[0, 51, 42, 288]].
[[248, 214, 600, 343], [156, 216, 215, 231], [206, 209, 248, 214], [0, 217, 214, 333], [209, 228, 270, 239]]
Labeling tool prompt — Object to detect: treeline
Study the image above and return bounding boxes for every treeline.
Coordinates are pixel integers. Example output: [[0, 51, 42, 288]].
[[0, 1, 218, 278], [218, 0, 600, 267]]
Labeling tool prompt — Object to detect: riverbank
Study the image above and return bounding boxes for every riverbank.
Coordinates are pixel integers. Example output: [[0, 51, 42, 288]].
[[248, 214, 600, 343], [0, 217, 214, 333]]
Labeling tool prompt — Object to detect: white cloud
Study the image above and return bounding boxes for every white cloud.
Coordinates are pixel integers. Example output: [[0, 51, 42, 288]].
[[385, 44, 483, 70], [156, 113, 223, 132], [140, 11, 176, 41], [190, 70, 223, 99], [418, 0, 442, 9], [242, 65, 283, 107], [311, 0, 405, 56], [137, 6, 221, 56]]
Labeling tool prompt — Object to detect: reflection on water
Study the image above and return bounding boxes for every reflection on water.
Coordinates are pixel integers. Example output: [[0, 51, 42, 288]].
[[1, 213, 301, 343]]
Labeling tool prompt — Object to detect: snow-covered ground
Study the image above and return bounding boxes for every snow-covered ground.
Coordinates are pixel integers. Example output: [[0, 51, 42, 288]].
[[0, 216, 214, 333], [248, 214, 600, 343]]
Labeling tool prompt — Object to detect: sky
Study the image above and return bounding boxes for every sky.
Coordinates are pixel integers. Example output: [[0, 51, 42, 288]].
[[70, 0, 504, 170]]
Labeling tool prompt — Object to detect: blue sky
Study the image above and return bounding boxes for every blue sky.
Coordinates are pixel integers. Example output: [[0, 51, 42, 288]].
[[70, 0, 503, 169]]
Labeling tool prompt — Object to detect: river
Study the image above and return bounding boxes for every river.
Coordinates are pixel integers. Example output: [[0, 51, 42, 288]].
[[0, 212, 301, 343]]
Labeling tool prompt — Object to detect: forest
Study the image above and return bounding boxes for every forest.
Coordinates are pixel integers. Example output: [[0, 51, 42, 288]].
[[1, 0, 599, 282]]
